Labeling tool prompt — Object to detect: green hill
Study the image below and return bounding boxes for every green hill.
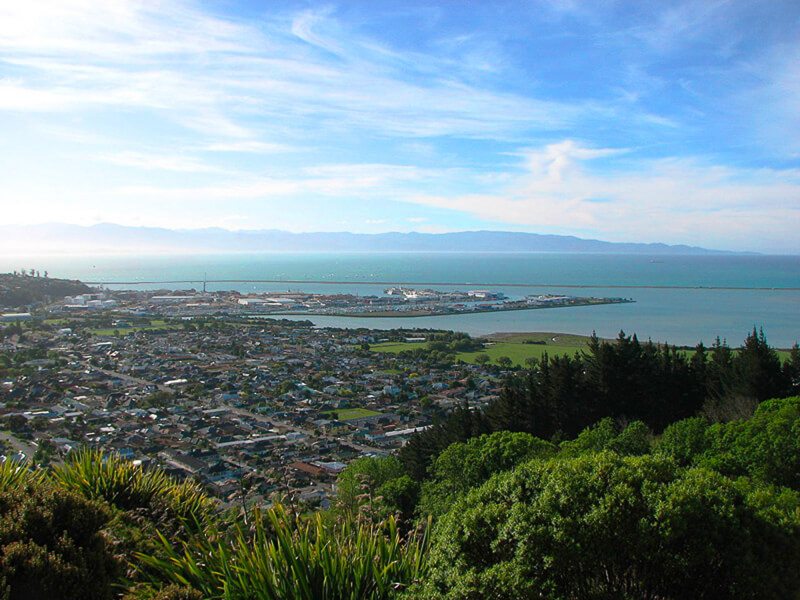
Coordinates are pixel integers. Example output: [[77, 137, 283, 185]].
[[0, 272, 91, 308]]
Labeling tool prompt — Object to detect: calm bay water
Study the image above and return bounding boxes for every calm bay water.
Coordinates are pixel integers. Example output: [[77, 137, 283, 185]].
[[3, 253, 798, 347]]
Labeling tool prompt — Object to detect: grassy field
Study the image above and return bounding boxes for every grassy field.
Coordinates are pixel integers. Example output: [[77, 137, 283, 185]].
[[463, 333, 592, 366], [321, 408, 382, 421], [371, 333, 595, 367], [484, 332, 594, 345], [43, 318, 71, 325], [373, 332, 794, 366], [370, 341, 428, 354], [88, 320, 181, 336], [458, 343, 580, 366]]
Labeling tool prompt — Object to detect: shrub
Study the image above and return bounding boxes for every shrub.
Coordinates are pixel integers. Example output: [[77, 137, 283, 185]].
[[655, 416, 710, 465], [0, 478, 120, 600], [417, 452, 800, 600], [701, 396, 800, 490], [419, 431, 555, 517], [558, 418, 651, 457]]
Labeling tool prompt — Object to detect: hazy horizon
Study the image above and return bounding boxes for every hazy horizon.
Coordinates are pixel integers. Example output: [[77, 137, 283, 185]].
[[0, 222, 760, 255]]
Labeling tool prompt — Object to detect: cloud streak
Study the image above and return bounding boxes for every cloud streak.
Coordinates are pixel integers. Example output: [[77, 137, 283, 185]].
[[100, 139, 799, 251], [0, 0, 592, 143], [399, 141, 800, 252], [1, 1, 798, 252]]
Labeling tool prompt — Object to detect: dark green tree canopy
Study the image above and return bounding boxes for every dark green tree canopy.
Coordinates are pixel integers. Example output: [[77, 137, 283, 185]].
[[419, 430, 555, 516], [418, 452, 800, 600]]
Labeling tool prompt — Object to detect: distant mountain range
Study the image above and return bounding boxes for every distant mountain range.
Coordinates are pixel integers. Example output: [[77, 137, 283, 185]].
[[0, 223, 739, 254]]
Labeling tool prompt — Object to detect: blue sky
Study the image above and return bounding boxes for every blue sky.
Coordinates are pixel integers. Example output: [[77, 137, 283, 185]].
[[1, 0, 798, 252]]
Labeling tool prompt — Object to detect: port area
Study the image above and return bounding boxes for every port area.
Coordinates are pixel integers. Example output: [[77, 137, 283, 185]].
[[47, 287, 634, 320], [282, 288, 633, 318]]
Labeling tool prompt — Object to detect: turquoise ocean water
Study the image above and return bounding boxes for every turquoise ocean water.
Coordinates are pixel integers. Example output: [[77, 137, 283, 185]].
[[2, 253, 798, 347]]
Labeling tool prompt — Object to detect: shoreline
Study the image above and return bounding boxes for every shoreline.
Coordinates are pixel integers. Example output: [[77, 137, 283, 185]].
[[255, 298, 633, 319]]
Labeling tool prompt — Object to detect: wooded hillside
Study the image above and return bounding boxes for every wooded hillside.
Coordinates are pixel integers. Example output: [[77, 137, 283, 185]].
[[0, 272, 91, 308]]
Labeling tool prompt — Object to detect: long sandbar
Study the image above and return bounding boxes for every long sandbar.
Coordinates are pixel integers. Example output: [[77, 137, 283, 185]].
[[85, 278, 799, 291]]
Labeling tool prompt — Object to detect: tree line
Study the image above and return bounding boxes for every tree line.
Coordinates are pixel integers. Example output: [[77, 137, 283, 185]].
[[334, 391, 800, 599], [399, 328, 799, 479]]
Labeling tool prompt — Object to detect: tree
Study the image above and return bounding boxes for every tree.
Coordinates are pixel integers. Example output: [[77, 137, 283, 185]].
[[417, 452, 800, 600], [706, 337, 734, 399], [418, 431, 555, 517], [399, 404, 489, 481], [701, 396, 800, 490], [496, 355, 513, 369], [784, 344, 800, 396], [474, 353, 490, 366], [655, 416, 710, 466], [4, 414, 27, 432], [731, 328, 785, 402]]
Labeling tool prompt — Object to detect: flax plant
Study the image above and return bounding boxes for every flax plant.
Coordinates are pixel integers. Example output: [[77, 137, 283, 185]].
[[52, 448, 168, 509], [133, 504, 429, 600], [0, 458, 41, 490], [51, 449, 216, 530], [164, 478, 217, 530]]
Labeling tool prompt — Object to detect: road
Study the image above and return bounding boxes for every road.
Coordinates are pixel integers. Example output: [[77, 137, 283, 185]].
[[72, 363, 385, 454], [80, 362, 176, 394], [0, 431, 39, 461], [223, 406, 387, 455], [68, 362, 385, 455]]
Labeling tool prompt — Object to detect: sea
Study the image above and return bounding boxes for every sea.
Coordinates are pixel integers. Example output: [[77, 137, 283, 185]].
[[2, 253, 798, 348]]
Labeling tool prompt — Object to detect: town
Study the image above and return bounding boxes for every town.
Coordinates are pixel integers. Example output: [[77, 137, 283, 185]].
[[0, 279, 633, 511], [0, 291, 518, 511]]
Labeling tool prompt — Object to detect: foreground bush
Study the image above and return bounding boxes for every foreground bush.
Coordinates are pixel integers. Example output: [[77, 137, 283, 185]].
[[416, 452, 800, 600], [655, 397, 800, 492], [702, 396, 800, 490], [0, 463, 120, 600], [419, 431, 555, 517], [133, 505, 429, 600]]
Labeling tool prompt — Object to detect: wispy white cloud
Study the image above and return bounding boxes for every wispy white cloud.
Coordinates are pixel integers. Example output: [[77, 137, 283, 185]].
[[291, 7, 343, 56], [301, 163, 445, 182], [397, 141, 800, 252], [114, 179, 302, 202], [1, 1, 797, 251], [199, 141, 296, 154], [626, 1, 731, 54], [104, 139, 800, 251], [0, 0, 595, 144], [96, 151, 225, 173], [111, 161, 455, 202], [741, 41, 800, 156]]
